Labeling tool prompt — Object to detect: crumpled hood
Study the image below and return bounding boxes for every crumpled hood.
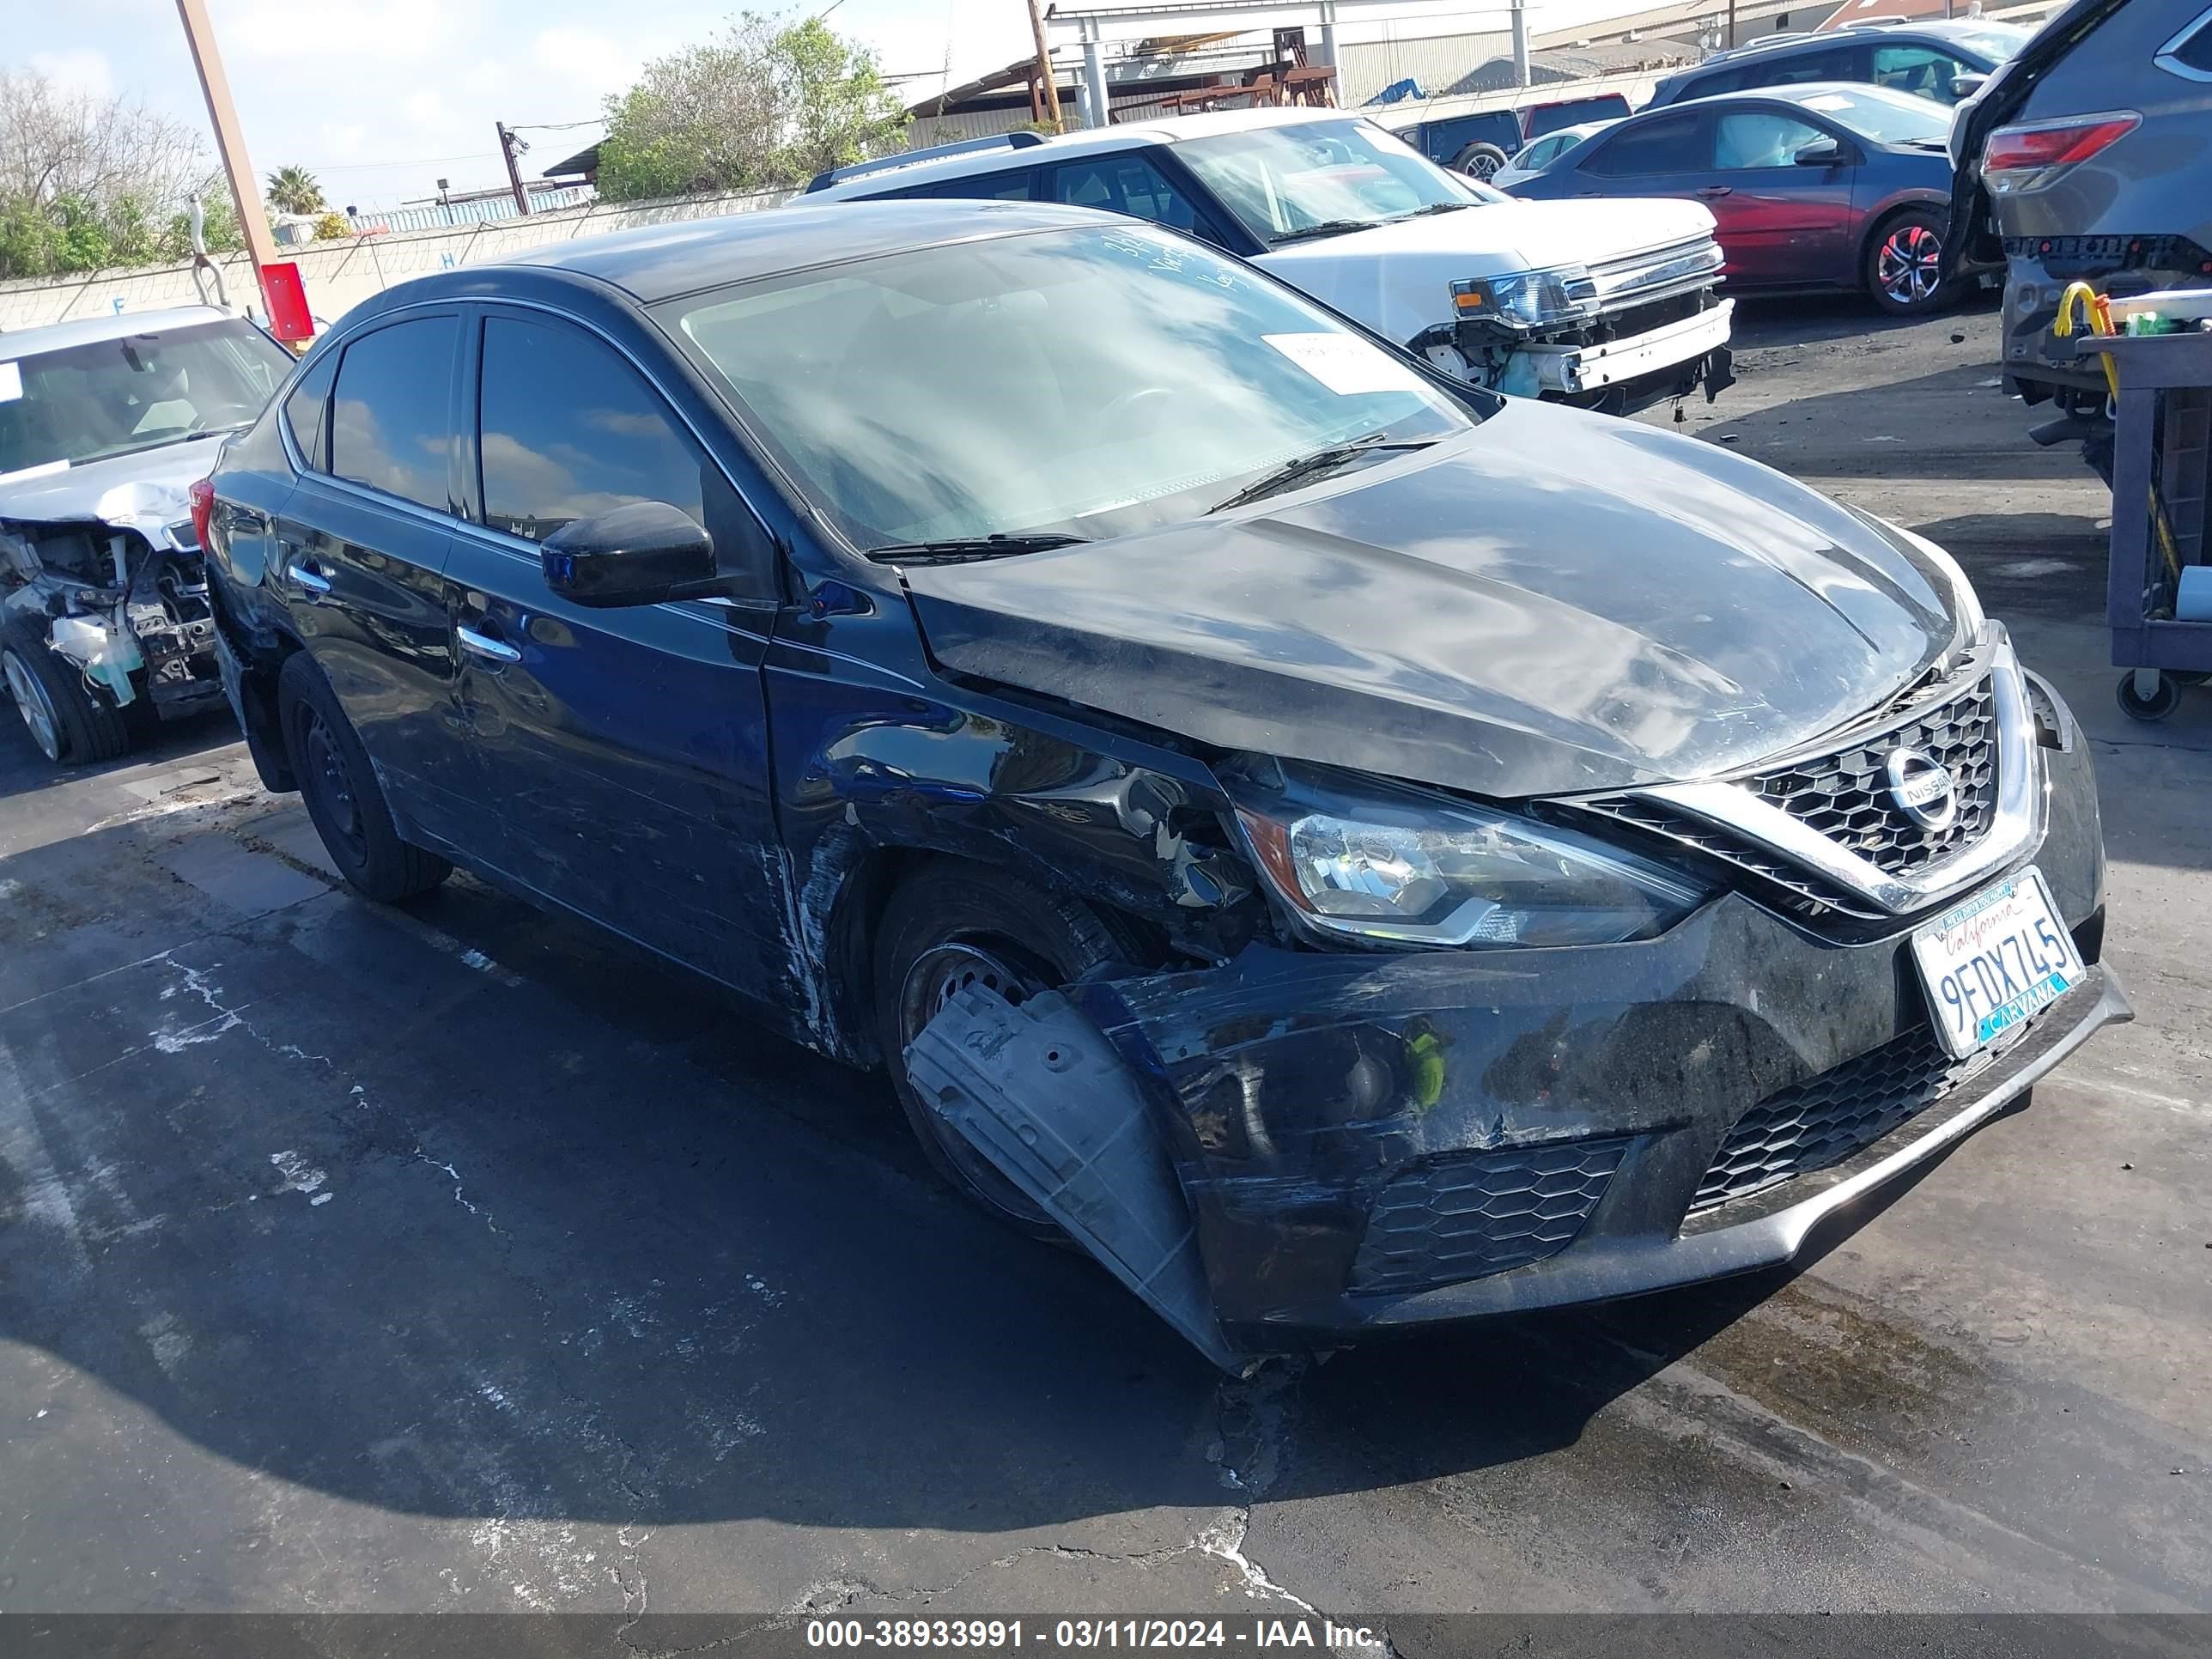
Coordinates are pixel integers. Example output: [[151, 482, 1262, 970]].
[[0, 440, 216, 536], [1255, 196, 1717, 341], [903, 399, 1957, 799]]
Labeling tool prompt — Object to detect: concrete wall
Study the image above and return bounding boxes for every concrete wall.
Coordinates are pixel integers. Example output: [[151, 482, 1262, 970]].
[[0, 184, 793, 337]]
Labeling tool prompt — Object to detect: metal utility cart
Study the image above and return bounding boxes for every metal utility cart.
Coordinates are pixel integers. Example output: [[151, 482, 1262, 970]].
[[2086, 331, 2212, 721]]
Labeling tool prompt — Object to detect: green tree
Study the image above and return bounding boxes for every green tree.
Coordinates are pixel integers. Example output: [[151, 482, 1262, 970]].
[[312, 210, 351, 241], [0, 66, 210, 278], [596, 10, 908, 202], [265, 164, 325, 216]]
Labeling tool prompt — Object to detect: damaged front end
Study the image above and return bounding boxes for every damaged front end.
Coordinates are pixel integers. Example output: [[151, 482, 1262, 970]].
[[1413, 240, 1736, 416], [0, 485, 223, 761], [905, 676, 2128, 1371]]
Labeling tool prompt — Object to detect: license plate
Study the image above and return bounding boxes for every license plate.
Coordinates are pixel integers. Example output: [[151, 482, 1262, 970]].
[[1910, 866, 2082, 1059]]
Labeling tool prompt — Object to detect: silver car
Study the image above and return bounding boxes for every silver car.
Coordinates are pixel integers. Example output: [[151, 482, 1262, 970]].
[[1, 306, 294, 764]]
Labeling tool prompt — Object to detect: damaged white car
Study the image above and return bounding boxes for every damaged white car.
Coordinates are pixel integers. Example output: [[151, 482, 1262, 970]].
[[1, 306, 294, 764]]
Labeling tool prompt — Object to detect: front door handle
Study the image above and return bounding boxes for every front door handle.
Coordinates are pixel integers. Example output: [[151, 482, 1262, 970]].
[[1696, 185, 1734, 198], [292, 557, 332, 595], [457, 623, 522, 664]]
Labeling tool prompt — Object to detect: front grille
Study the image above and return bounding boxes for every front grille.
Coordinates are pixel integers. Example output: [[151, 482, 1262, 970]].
[[1753, 674, 1998, 875], [1576, 665, 2002, 917], [1349, 1138, 1629, 1297], [1692, 1026, 1964, 1212], [1588, 236, 1726, 307]]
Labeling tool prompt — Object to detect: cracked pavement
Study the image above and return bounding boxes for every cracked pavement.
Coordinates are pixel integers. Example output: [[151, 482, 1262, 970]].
[[1, 297, 2208, 1633]]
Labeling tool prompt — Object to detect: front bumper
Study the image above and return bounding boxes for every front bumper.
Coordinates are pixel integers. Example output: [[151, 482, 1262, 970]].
[[1523, 296, 1736, 404], [1060, 726, 2119, 1352]]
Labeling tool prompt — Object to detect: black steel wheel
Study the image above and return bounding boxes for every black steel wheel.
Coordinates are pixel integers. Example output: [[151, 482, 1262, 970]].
[[276, 652, 452, 902], [2116, 670, 2182, 722], [873, 860, 1139, 1240]]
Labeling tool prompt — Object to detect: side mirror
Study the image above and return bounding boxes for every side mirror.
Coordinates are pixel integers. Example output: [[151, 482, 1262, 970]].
[[540, 500, 717, 608], [1793, 137, 1846, 167], [1950, 72, 1986, 100]]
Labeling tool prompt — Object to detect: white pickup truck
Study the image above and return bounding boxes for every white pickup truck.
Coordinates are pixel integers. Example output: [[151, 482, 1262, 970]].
[[805, 107, 1734, 416]]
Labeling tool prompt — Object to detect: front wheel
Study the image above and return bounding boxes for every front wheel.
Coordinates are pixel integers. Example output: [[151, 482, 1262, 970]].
[[873, 860, 1137, 1240], [1866, 210, 1951, 316], [1, 618, 132, 765]]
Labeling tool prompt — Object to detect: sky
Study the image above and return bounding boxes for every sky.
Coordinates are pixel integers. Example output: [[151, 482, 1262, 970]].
[[12, 0, 1646, 212]]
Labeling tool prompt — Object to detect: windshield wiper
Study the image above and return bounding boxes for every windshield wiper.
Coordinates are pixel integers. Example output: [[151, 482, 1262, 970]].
[[864, 532, 1089, 565], [1207, 437, 1436, 514], [1268, 219, 1374, 246], [1392, 200, 1479, 220]]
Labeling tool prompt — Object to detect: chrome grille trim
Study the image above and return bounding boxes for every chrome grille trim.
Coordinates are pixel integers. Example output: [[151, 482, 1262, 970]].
[[1575, 628, 2042, 920], [1587, 238, 1727, 309]]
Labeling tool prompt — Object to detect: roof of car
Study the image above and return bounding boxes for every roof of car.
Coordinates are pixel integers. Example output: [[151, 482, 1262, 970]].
[[497, 198, 1125, 302], [0, 305, 241, 358], [806, 106, 1381, 202], [1666, 78, 1948, 118], [1688, 16, 2014, 67]]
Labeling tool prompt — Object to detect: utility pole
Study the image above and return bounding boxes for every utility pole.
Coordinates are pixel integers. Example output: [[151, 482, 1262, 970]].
[[1510, 0, 1530, 87], [1025, 0, 1064, 131], [1728, 0, 1738, 47], [497, 122, 532, 215], [173, 0, 278, 288]]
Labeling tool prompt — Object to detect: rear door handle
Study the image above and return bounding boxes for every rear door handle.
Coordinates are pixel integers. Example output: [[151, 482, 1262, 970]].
[[1696, 185, 1734, 198], [457, 623, 522, 664], [292, 556, 332, 595]]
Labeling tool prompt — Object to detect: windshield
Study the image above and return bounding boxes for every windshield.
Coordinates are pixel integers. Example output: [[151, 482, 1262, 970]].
[[1791, 85, 1954, 143], [0, 319, 293, 479], [1173, 118, 1488, 246], [663, 223, 1476, 551]]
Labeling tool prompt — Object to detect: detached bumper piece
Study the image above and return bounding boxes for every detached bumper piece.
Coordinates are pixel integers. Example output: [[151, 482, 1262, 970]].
[[904, 981, 1247, 1373]]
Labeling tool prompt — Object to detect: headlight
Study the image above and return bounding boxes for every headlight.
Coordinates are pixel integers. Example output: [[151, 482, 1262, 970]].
[[1230, 768, 1710, 949], [1451, 265, 1598, 330]]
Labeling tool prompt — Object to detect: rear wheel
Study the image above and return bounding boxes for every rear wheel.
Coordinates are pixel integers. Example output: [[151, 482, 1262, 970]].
[[1865, 210, 1950, 316], [276, 652, 451, 902], [1, 618, 132, 765], [873, 860, 1136, 1240], [1453, 142, 1510, 181]]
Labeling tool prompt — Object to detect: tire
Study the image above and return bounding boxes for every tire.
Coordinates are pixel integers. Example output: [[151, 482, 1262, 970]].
[[1865, 209, 1951, 317], [1, 618, 133, 766], [1453, 142, 1510, 181], [873, 859, 1137, 1241], [2115, 670, 2182, 723], [276, 652, 451, 902]]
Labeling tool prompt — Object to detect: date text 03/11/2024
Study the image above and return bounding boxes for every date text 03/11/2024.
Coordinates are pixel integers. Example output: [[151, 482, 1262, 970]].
[[803, 1620, 1389, 1650]]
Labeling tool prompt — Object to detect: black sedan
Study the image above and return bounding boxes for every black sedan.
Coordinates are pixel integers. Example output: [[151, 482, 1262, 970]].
[[195, 200, 2124, 1368], [1504, 82, 1965, 314]]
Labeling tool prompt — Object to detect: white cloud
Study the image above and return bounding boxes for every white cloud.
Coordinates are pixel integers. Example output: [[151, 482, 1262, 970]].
[[30, 48, 115, 100], [223, 0, 467, 62]]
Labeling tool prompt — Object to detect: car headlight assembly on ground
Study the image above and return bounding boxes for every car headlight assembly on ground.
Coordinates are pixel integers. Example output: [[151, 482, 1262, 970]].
[[1230, 765, 1712, 948], [1450, 266, 1599, 331]]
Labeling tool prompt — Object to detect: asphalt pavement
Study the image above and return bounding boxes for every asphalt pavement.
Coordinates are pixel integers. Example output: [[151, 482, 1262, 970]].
[[2, 294, 2208, 1631]]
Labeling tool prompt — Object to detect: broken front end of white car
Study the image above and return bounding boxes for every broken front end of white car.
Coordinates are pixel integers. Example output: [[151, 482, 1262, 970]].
[[1, 489, 223, 765], [1415, 236, 1737, 416]]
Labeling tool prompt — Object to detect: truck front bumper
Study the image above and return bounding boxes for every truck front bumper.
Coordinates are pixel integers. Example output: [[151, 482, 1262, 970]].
[[1522, 296, 1736, 403]]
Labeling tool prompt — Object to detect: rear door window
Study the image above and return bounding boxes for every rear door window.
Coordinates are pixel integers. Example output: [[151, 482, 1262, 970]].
[[890, 170, 1036, 201], [1759, 43, 1868, 86], [283, 349, 337, 471], [1583, 112, 1711, 174], [1713, 109, 1832, 168], [1047, 152, 1206, 235], [1869, 42, 1971, 100], [328, 315, 459, 512]]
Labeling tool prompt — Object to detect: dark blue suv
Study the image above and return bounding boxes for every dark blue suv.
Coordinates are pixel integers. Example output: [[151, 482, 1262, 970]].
[[1645, 19, 2033, 110]]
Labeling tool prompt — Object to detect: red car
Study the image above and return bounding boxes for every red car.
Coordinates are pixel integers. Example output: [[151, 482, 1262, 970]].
[[1504, 82, 1962, 314]]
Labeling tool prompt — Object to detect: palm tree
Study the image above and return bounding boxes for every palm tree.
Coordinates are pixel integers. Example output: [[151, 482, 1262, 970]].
[[264, 165, 325, 216]]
